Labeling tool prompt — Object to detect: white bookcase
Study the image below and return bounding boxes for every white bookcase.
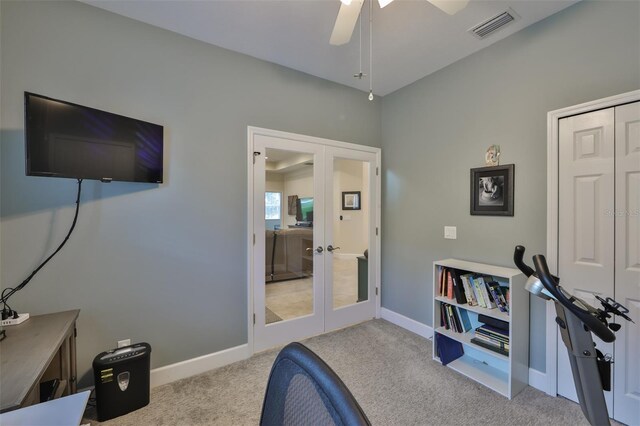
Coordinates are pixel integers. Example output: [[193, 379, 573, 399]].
[[432, 259, 529, 399]]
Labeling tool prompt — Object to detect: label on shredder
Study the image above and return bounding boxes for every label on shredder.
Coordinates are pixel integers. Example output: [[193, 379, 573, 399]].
[[100, 368, 114, 383]]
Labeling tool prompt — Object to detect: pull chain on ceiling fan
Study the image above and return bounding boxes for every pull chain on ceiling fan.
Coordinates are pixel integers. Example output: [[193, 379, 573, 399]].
[[368, 0, 373, 101]]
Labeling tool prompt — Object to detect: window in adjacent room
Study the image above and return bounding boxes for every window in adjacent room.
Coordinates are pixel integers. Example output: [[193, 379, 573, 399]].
[[265, 192, 282, 220]]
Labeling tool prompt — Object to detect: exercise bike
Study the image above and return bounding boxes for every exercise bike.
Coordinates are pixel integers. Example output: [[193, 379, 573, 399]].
[[513, 246, 634, 426]]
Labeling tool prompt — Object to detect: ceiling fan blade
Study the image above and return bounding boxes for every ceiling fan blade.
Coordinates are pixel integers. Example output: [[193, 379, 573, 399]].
[[330, 0, 364, 46], [427, 0, 469, 15]]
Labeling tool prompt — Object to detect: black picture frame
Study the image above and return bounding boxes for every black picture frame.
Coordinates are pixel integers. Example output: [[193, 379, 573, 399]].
[[470, 164, 514, 216], [342, 191, 361, 210]]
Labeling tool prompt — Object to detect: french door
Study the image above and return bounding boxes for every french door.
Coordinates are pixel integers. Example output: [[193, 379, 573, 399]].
[[249, 128, 380, 352]]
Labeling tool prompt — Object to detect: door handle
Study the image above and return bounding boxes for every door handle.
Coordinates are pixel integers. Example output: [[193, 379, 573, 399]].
[[306, 246, 324, 254], [327, 245, 341, 253]]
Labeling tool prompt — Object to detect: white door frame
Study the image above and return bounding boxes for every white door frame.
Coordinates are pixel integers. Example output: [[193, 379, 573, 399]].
[[247, 126, 382, 356], [545, 89, 640, 396]]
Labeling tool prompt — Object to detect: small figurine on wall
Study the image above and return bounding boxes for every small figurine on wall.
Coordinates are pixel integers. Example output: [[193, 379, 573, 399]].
[[485, 144, 501, 166]]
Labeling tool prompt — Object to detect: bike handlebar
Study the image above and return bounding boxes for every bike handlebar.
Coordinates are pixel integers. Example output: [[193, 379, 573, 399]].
[[513, 245, 535, 277], [532, 254, 615, 343]]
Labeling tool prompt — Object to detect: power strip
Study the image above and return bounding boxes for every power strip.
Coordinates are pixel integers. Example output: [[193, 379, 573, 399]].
[[1, 313, 30, 326]]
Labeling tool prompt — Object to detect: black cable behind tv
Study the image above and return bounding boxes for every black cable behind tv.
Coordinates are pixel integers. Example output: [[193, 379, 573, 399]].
[[1, 179, 83, 320]]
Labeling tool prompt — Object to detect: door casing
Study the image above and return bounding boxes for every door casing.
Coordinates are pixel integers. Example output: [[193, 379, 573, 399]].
[[247, 126, 381, 355], [545, 89, 640, 396]]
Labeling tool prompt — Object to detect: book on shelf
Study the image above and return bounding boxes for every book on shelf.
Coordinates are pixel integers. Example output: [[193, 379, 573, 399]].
[[469, 276, 486, 307], [473, 324, 510, 355], [478, 314, 509, 331], [438, 266, 447, 296], [477, 324, 509, 338], [449, 304, 462, 333], [460, 274, 478, 306], [470, 337, 509, 356], [473, 332, 509, 347], [457, 307, 472, 332], [487, 281, 509, 313], [440, 302, 454, 331], [437, 266, 449, 298], [476, 276, 497, 309], [450, 269, 467, 305], [441, 305, 449, 330], [446, 304, 458, 332], [440, 303, 472, 333], [476, 326, 509, 344], [438, 266, 473, 304]]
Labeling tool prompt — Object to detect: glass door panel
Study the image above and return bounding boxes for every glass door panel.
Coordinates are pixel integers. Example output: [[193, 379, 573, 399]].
[[331, 158, 370, 309], [253, 137, 325, 352], [324, 147, 377, 331], [264, 148, 315, 323]]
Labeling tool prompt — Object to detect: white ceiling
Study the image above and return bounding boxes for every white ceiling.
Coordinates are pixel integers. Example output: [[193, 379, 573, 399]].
[[83, 0, 578, 96]]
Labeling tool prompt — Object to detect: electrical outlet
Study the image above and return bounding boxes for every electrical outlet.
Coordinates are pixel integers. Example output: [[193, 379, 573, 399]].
[[444, 226, 457, 240], [117, 339, 131, 348]]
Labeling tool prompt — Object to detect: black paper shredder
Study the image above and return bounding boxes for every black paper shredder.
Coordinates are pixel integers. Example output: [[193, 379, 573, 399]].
[[92, 342, 151, 422]]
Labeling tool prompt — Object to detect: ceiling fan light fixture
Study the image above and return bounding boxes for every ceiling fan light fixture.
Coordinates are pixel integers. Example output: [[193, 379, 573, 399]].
[[428, 0, 469, 15], [330, 0, 364, 45], [377, 0, 394, 8]]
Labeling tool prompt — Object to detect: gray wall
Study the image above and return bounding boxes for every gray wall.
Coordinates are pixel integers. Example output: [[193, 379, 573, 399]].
[[380, 0, 640, 372], [3, 0, 638, 385], [0, 1, 381, 386]]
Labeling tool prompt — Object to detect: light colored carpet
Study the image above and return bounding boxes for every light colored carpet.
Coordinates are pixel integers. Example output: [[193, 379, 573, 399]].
[[86, 319, 598, 425]]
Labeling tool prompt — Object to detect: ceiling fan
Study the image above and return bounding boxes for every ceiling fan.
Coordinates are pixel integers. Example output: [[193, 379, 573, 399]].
[[330, 0, 469, 45]]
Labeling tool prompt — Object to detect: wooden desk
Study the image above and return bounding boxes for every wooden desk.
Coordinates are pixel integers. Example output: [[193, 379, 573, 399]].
[[0, 310, 79, 413]]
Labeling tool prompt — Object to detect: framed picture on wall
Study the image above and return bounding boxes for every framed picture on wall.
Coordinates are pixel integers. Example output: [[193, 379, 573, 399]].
[[342, 191, 361, 210], [470, 164, 514, 216]]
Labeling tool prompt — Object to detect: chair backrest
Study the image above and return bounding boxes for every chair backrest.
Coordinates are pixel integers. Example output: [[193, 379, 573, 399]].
[[260, 342, 371, 426]]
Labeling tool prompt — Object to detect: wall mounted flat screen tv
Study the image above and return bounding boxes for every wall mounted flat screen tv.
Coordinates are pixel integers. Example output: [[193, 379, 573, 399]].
[[296, 197, 313, 223], [25, 92, 163, 183]]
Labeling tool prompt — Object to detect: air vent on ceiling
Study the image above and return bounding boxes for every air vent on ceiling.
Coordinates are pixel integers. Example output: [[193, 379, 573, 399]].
[[469, 8, 519, 40]]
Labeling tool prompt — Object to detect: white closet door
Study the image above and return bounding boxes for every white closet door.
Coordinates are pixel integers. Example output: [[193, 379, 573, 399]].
[[557, 109, 615, 411], [613, 101, 640, 425]]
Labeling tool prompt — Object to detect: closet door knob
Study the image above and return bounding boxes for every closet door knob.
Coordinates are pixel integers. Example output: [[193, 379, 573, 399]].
[[327, 245, 341, 253]]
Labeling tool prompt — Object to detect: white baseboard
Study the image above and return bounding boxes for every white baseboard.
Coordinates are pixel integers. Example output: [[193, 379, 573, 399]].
[[380, 307, 550, 394], [528, 368, 548, 393], [380, 307, 433, 339], [150, 343, 250, 388]]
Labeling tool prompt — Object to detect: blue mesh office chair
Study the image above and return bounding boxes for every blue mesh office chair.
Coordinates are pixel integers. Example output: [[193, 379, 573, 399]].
[[260, 342, 371, 426]]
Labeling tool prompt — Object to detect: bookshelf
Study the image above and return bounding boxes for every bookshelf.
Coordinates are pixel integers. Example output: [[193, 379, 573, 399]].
[[432, 259, 529, 399]]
